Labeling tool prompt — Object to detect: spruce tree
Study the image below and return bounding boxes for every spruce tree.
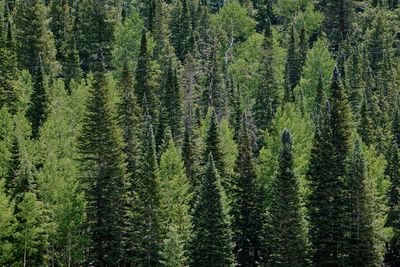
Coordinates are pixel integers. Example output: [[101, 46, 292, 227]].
[[255, 0, 273, 33], [253, 20, 278, 132], [344, 140, 378, 266], [232, 113, 263, 266], [384, 142, 400, 265], [78, 71, 129, 265], [133, 113, 161, 266], [284, 25, 299, 102], [170, 0, 192, 61], [189, 154, 233, 266], [318, 0, 353, 51], [135, 29, 157, 121], [262, 130, 308, 266]]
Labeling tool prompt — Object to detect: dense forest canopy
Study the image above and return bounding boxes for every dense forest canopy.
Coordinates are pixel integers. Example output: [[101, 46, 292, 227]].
[[0, 0, 400, 266]]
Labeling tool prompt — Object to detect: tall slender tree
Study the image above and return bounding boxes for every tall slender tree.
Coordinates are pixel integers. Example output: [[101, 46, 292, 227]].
[[284, 25, 299, 102], [189, 154, 234, 266], [262, 130, 308, 266]]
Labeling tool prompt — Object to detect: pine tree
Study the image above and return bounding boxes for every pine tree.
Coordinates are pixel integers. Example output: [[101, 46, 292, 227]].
[[189, 154, 234, 266], [135, 29, 157, 121], [255, 0, 273, 33], [170, 0, 192, 61], [231, 113, 263, 266], [384, 142, 400, 265], [393, 108, 400, 146], [262, 130, 308, 266], [318, 0, 353, 51], [284, 25, 299, 102], [344, 140, 378, 266], [158, 139, 192, 266], [253, 20, 278, 132], [78, 72, 129, 265]]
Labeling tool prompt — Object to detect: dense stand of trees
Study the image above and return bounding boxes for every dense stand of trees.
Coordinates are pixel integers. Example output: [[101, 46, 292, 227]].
[[0, 0, 400, 266]]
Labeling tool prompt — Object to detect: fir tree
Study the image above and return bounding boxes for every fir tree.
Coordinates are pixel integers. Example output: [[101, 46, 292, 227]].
[[262, 130, 308, 266], [253, 20, 278, 132], [255, 0, 273, 33], [170, 0, 192, 61], [189, 154, 234, 266], [78, 72, 129, 265], [232, 113, 263, 266], [344, 140, 378, 266]]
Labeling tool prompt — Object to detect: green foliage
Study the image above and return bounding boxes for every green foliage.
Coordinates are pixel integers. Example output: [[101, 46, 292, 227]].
[[158, 140, 192, 267], [0, 180, 16, 265]]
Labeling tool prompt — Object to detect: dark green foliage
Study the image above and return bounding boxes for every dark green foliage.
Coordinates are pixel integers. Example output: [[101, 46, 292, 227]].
[[27, 64, 48, 139], [170, 0, 193, 61], [78, 72, 128, 266], [135, 29, 157, 121], [161, 59, 183, 140], [189, 154, 234, 266], [232, 114, 263, 266], [284, 25, 299, 102], [253, 21, 278, 132], [384, 143, 400, 265], [133, 114, 161, 266], [0, 11, 18, 113], [318, 0, 353, 51], [262, 130, 308, 266], [255, 0, 273, 33], [344, 140, 378, 266]]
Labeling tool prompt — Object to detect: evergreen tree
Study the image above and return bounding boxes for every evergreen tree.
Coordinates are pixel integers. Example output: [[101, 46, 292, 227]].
[[284, 25, 299, 102], [158, 139, 192, 267], [161, 59, 183, 140], [14, 0, 57, 76], [170, 0, 192, 61], [318, 0, 354, 51], [135, 29, 157, 121], [344, 140, 378, 266], [253, 20, 278, 132], [262, 130, 308, 266], [133, 113, 162, 266], [232, 113, 263, 266], [189, 154, 234, 266], [78, 72, 129, 265], [0, 10, 18, 113], [384, 142, 400, 266], [255, 0, 273, 33]]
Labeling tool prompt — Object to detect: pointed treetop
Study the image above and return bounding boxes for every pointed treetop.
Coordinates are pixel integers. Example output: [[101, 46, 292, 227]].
[[282, 130, 292, 145]]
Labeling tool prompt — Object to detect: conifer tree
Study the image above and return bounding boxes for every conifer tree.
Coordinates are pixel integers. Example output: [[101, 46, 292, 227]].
[[158, 139, 192, 266], [170, 0, 192, 61], [0, 10, 18, 113], [385, 140, 400, 265], [135, 29, 157, 121], [14, 0, 57, 76], [253, 21, 278, 132], [78, 71, 129, 265], [189, 154, 234, 266], [344, 140, 378, 266], [255, 0, 273, 33], [284, 25, 299, 102], [318, 0, 353, 51], [161, 59, 183, 140], [262, 130, 308, 266], [393, 109, 400, 146], [133, 113, 162, 266], [231, 113, 263, 266]]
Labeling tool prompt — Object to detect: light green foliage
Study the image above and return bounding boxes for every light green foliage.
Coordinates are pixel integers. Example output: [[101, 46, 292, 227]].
[[258, 103, 313, 204], [14, 192, 51, 266], [158, 140, 192, 267], [112, 10, 144, 77], [13, 70, 33, 114], [296, 37, 335, 111], [363, 144, 391, 262], [294, 2, 324, 37], [219, 118, 238, 180], [0, 108, 13, 178], [37, 79, 88, 264], [0, 180, 16, 265], [211, 0, 256, 44], [273, 0, 311, 20]]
